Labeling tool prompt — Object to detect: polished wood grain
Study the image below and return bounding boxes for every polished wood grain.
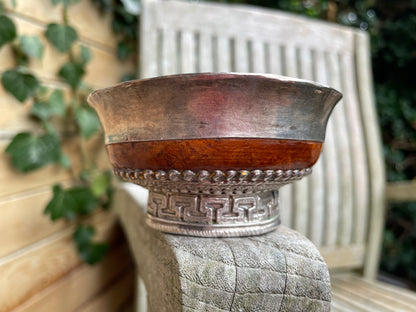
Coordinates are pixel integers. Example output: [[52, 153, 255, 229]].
[[106, 138, 322, 171]]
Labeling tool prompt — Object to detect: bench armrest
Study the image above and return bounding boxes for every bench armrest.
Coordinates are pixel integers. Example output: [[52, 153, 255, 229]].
[[386, 180, 416, 203]]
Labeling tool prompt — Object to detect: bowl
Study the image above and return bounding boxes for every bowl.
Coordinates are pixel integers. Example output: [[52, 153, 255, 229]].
[[88, 73, 342, 237]]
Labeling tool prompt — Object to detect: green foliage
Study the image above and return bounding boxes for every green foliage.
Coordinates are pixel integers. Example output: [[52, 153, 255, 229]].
[[91, 171, 112, 197], [30, 89, 66, 120], [0, 0, 124, 264], [19, 35, 44, 59], [73, 225, 109, 265], [5, 132, 62, 172], [59, 61, 85, 89], [0, 15, 16, 48], [75, 106, 101, 139], [381, 202, 416, 288], [117, 41, 133, 60], [1, 69, 40, 102], [49, 89, 67, 115], [45, 23, 78, 53], [51, 0, 81, 5], [80, 45, 92, 64], [45, 185, 100, 220], [92, 0, 138, 60]]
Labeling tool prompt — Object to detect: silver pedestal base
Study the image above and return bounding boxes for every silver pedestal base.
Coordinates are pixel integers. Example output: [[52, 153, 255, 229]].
[[114, 167, 312, 237], [145, 190, 281, 237]]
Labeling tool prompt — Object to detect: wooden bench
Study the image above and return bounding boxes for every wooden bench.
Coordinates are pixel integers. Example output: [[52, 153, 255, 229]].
[[115, 0, 416, 310]]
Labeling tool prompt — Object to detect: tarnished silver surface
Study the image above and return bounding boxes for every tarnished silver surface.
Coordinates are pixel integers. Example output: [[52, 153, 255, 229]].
[[88, 73, 342, 144], [113, 168, 312, 194], [115, 168, 311, 236]]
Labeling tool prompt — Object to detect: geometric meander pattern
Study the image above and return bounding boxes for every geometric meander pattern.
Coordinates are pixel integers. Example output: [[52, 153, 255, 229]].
[[148, 190, 279, 225]]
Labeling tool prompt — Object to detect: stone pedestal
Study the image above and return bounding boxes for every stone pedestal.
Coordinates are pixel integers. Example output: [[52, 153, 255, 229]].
[[115, 183, 331, 312]]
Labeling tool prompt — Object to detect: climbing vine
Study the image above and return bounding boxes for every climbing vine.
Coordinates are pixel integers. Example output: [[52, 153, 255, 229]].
[[0, 0, 137, 264]]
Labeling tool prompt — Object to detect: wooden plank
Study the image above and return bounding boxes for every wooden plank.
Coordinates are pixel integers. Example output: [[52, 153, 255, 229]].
[[308, 158, 325, 246], [332, 276, 416, 311], [139, 13, 158, 78], [355, 32, 386, 279], [3, 1, 118, 50], [180, 30, 196, 73], [313, 50, 340, 247], [75, 270, 135, 312], [0, 211, 118, 312], [349, 276, 416, 305], [282, 43, 311, 235], [233, 37, 249, 72], [331, 290, 381, 312], [322, 119, 340, 247], [197, 32, 214, 72], [159, 28, 178, 75], [331, 282, 406, 312], [146, 0, 355, 53], [386, 180, 416, 202], [11, 244, 133, 312], [0, 16, 132, 89], [249, 40, 266, 73], [0, 187, 68, 258], [279, 184, 293, 227], [320, 244, 365, 270], [340, 52, 369, 244], [215, 36, 232, 72], [307, 47, 325, 246], [326, 51, 354, 247], [294, 47, 314, 237], [267, 42, 283, 75]]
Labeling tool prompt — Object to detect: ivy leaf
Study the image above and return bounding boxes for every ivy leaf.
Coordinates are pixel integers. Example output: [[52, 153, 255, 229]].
[[1, 69, 40, 102], [68, 187, 99, 214], [73, 224, 95, 245], [59, 153, 71, 168], [59, 61, 85, 89], [31, 101, 52, 120], [19, 35, 44, 59], [75, 106, 101, 139], [91, 171, 111, 197], [44, 184, 78, 220], [80, 45, 92, 64], [79, 243, 109, 265], [0, 15, 16, 49], [6, 132, 61, 172], [45, 23, 78, 53], [73, 224, 109, 265], [44, 185, 99, 221], [31, 90, 66, 120], [49, 89, 66, 116], [117, 41, 133, 60]]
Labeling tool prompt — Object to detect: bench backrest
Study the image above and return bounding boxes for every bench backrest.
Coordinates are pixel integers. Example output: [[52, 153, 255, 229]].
[[140, 0, 385, 278]]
